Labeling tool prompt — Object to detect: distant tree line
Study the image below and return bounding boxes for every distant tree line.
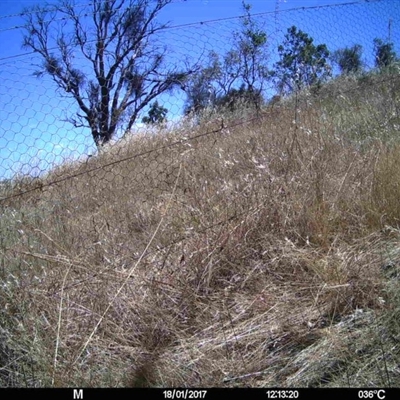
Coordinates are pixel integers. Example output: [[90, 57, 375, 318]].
[[182, 2, 398, 120], [21, 0, 399, 147]]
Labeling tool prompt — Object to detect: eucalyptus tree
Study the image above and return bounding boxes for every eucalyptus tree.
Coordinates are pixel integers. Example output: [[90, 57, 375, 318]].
[[22, 0, 191, 148], [184, 1, 269, 115], [332, 44, 364, 75], [272, 26, 331, 95]]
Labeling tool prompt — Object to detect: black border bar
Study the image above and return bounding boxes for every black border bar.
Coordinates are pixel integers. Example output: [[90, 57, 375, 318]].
[[0, 388, 399, 399]]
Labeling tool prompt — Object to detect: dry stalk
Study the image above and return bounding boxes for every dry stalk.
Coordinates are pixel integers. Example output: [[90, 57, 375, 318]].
[[52, 260, 73, 386], [73, 162, 183, 365]]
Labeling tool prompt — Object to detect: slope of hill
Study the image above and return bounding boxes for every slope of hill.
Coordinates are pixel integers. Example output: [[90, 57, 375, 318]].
[[1, 71, 400, 387]]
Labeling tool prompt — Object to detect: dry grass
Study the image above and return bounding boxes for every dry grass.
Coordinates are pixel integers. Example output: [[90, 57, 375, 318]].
[[1, 72, 400, 387]]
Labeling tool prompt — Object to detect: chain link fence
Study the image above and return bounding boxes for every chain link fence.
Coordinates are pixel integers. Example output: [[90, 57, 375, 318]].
[[1, 0, 399, 247], [0, 0, 397, 177], [1, 0, 400, 387]]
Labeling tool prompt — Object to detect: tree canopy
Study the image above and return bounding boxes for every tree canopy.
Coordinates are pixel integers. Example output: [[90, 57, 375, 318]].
[[22, 0, 191, 148], [183, 1, 268, 115], [374, 38, 397, 70], [142, 101, 168, 125], [332, 44, 364, 75], [272, 26, 331, 95]]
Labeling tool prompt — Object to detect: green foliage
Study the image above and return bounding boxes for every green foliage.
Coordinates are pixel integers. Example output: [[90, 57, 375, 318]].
[[183, 1, 268, 115], [183, 64, 218, 115], [332, 44, 363, 75], [215, 84, 264, 112], [142, 101, 168, 125], [272, 25, 331, 95], [232, 1, 269, 100], [374, 38, 397, 69]]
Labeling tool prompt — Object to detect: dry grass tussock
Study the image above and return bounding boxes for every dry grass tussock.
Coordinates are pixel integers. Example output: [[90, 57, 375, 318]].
[[1, 74, 400, 387]]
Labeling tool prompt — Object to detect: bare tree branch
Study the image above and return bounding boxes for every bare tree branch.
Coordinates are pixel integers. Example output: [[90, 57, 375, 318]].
[[21, 0, 192, 149]]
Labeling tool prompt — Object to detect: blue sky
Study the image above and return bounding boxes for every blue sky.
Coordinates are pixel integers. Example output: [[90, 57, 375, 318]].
[[0, 0, 399, 180]]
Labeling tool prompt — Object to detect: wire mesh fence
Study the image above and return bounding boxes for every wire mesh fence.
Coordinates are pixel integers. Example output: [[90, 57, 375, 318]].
[[0, 0, 398, 179], [1, 0, 399, 247], [1, 0, 400, 387]]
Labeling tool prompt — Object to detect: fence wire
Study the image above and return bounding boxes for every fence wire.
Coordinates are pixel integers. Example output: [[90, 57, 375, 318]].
[[1, 0, 400, 386], [0, 0, 399, 258]]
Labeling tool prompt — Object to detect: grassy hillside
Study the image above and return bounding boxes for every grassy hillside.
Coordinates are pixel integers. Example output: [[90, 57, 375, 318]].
[[1, 71, 400, 387]]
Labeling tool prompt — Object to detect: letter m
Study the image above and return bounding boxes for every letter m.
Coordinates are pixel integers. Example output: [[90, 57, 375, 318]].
[[73, 389, 83, 399]]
